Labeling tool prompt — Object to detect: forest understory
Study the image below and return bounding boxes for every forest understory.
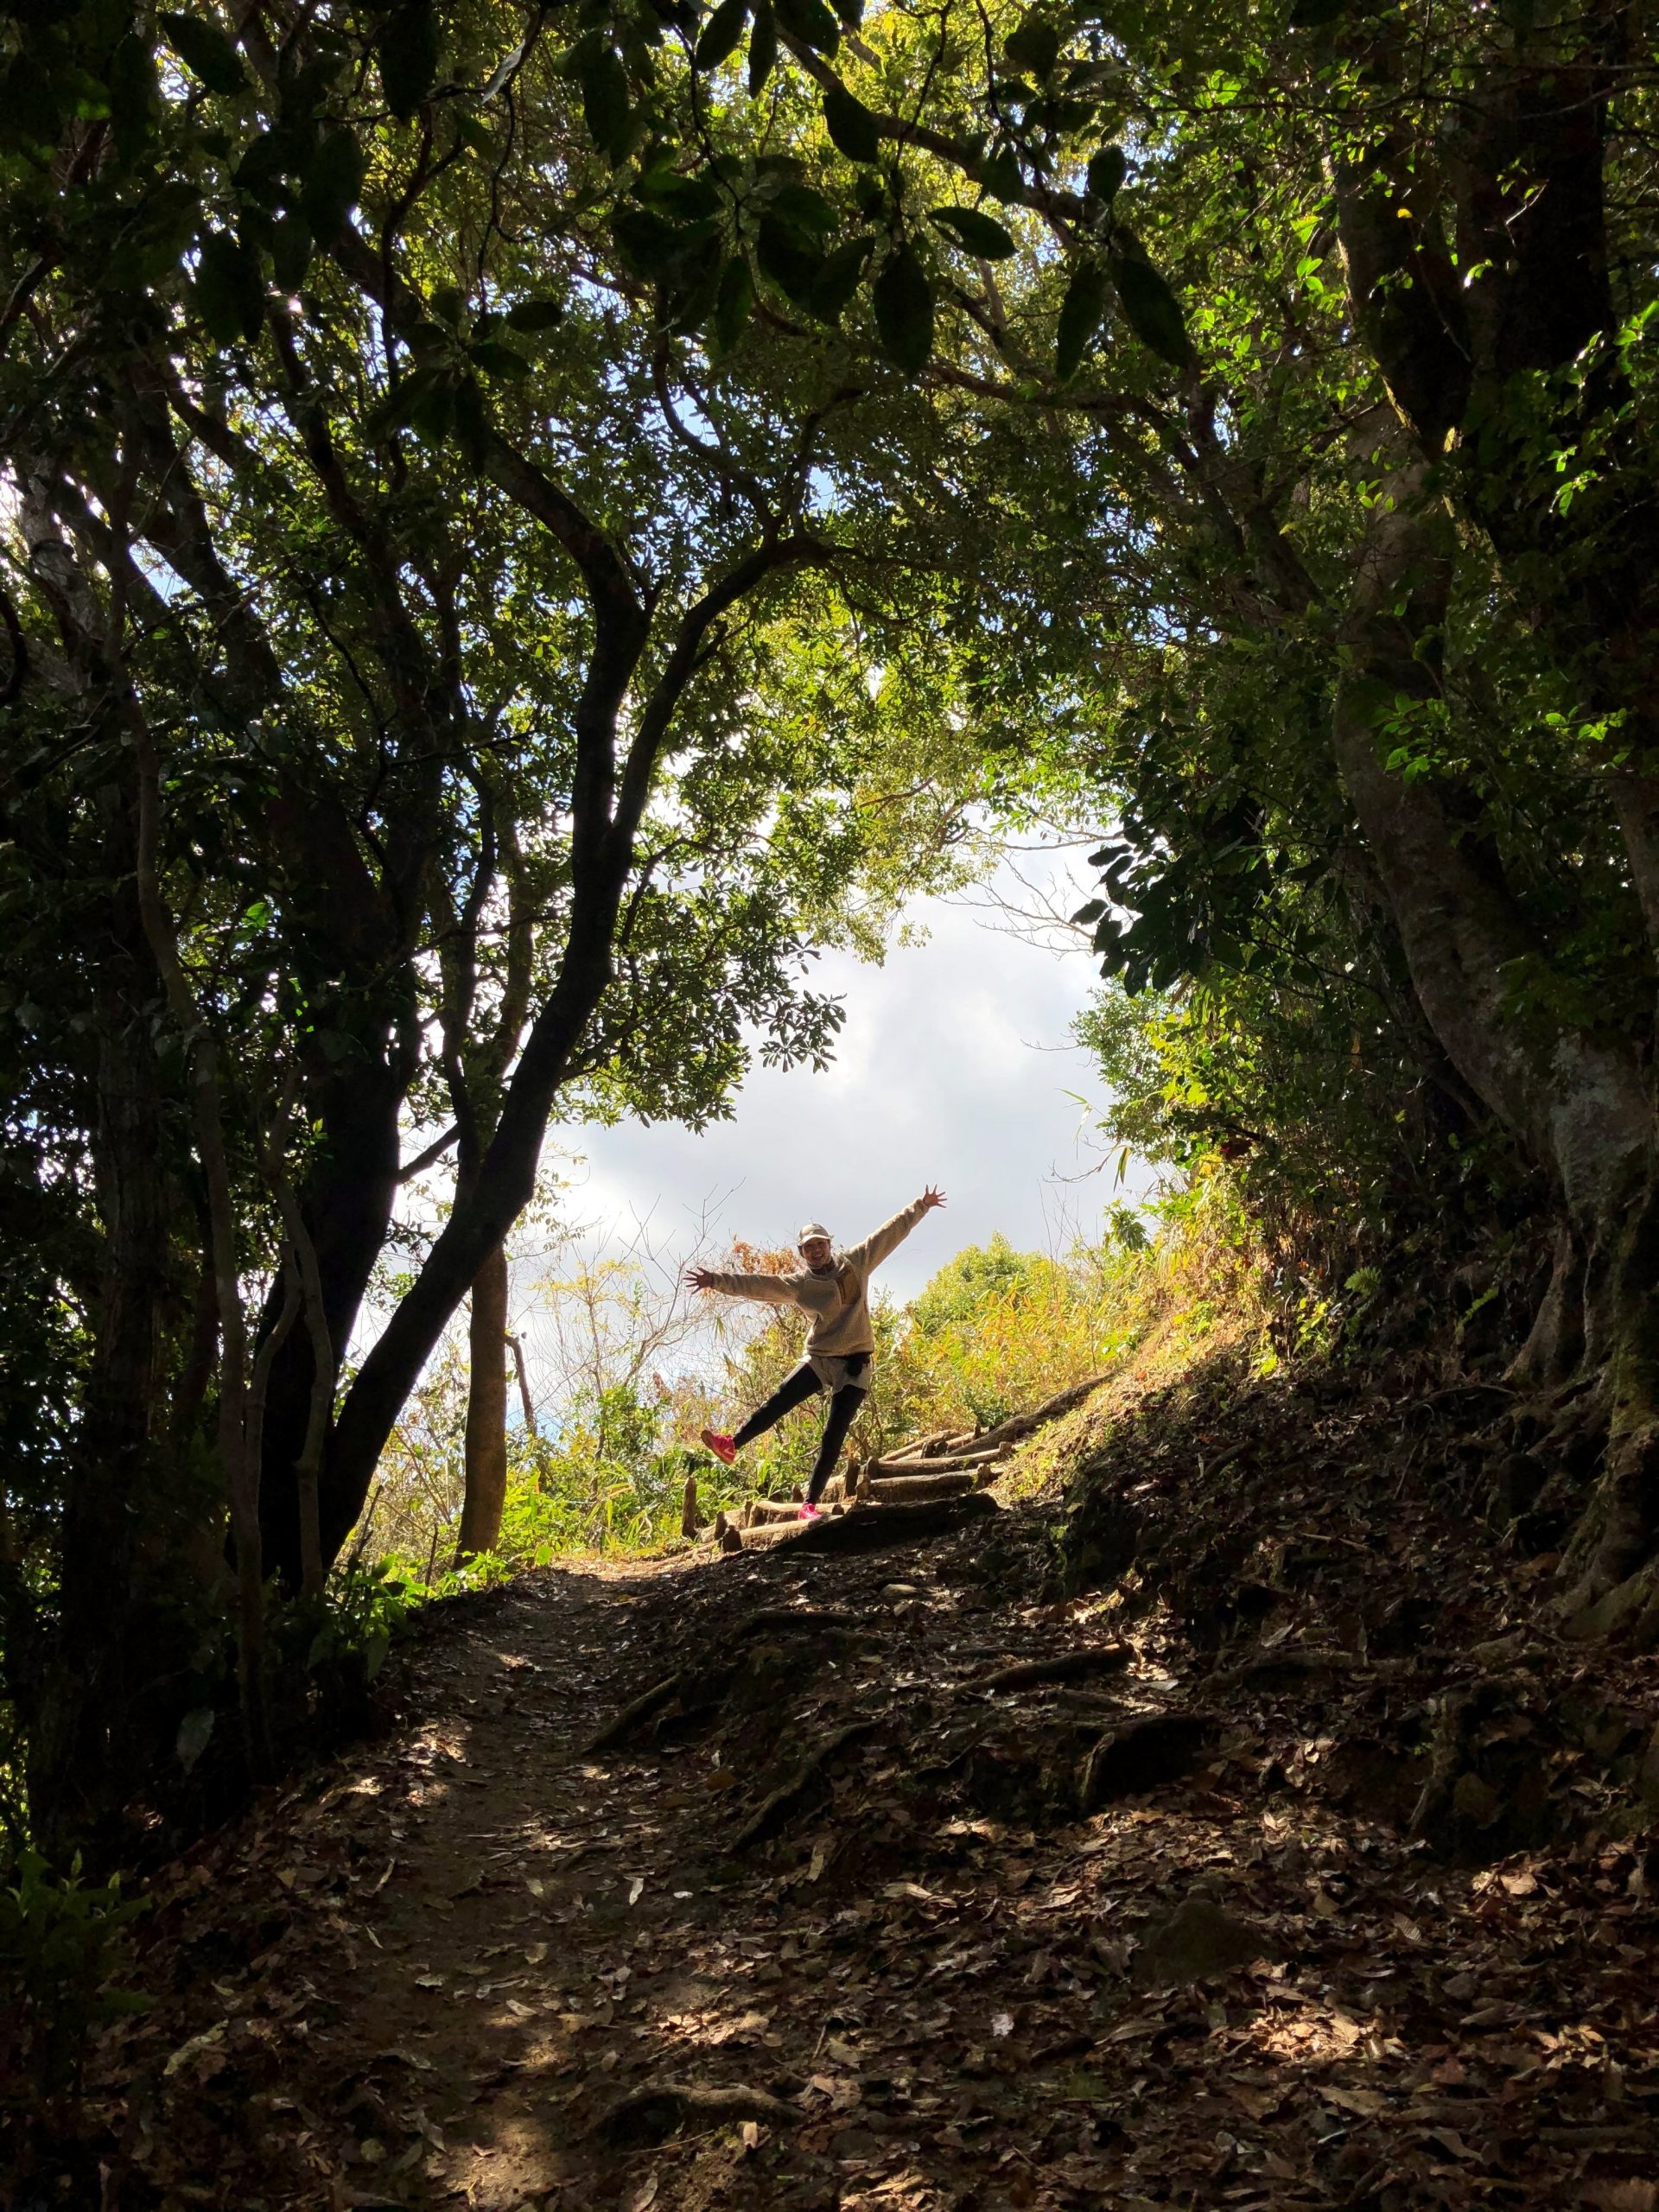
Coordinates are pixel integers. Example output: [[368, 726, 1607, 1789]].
[[29, 1347, 1659, 2212]]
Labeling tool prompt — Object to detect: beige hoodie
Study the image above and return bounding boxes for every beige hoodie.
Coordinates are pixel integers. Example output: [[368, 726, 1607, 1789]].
[[702, 1197, 931, 1372]]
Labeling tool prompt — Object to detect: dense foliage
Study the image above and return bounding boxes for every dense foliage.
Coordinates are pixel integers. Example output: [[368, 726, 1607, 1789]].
[[4, 0, 1659, 1861]]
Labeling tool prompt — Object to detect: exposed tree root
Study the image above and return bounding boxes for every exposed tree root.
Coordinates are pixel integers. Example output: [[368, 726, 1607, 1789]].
[[973, 1645, 1132, 1692], [734, 1719, 880, 1847], [735, 1606, 866, 1636], [594, 2080, 802, 2148], [582, 1671, 684, 1753], [1077, 1711, 1219, 1811]]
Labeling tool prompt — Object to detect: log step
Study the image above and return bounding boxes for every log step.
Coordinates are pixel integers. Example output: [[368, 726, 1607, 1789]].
[[724, 1491, 999, 1554], [866, 1471, 976, 1504], [867, 1445, 1007, 1478]]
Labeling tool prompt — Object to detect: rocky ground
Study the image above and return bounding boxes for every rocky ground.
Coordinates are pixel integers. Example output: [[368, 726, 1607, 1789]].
[[40, 1351, 1659, 2210]]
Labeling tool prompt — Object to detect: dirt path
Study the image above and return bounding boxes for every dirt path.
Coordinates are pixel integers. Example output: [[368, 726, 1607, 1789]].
[[90, 1432, 1659, 2212]]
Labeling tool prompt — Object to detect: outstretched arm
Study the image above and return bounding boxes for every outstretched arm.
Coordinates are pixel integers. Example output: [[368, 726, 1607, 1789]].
[[686, 1266, 795, 1305], [844, 1186, 946, 1273]]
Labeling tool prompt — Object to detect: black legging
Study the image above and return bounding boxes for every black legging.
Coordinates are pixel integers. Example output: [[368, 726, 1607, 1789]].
[[732, 1356, 869, 1503]]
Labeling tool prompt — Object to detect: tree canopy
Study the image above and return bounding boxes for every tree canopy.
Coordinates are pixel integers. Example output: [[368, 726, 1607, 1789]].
[[5, 0, 1659, 1857]]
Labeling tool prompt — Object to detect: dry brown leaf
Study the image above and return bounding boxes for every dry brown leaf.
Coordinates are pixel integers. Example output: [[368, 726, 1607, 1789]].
[[1324, 2084, 1388, 2117]]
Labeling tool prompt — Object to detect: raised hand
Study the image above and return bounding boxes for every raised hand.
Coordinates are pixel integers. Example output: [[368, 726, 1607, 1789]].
[[685, 1267, 720, 1291], [920, 1185, 947, 1211]]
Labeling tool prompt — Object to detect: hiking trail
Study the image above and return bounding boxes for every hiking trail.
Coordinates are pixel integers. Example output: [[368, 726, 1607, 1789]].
[[83, 1356, 1659, 2212]]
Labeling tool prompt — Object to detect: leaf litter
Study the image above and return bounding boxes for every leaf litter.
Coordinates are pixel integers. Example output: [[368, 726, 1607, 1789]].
[[64, 1348, 1659, 2209]]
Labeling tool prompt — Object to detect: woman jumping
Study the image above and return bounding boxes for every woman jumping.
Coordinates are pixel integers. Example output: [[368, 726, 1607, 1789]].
[[686, 1188, 947, 1519]]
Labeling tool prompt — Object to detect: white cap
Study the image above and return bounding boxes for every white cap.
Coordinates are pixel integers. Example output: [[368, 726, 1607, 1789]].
[[798, 1221, 832, 1247]]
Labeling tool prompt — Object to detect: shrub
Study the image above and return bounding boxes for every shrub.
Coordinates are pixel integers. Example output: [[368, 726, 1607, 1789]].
[[0, 1851, 148, 2098]]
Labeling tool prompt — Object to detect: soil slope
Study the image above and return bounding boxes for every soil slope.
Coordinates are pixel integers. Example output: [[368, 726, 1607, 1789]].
[[63, 1355, 1659, 2211]]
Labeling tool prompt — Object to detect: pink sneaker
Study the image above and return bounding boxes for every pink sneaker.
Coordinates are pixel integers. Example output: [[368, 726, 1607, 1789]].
[[798, 1503, 823, 1522], [701, 1428, 736, 1466]]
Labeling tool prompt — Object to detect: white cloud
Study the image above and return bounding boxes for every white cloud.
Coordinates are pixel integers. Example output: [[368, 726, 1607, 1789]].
[[553, 870, 1144, 1304]]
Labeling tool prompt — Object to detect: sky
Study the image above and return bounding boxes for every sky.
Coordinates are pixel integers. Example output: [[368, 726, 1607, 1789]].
[[531, 861, 1145, 1311]]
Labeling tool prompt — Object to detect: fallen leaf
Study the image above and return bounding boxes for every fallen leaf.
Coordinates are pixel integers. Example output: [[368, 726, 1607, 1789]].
[[1325, 2085, 1389, 2118], [1227, 2085, 1278, 2120], [991, 2012, 1014, 2038], [626, 2177, 659, 2212], [163, 2022, 228, 2079]]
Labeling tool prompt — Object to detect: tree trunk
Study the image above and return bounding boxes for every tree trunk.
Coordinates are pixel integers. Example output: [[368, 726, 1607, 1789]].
[[1325, 436, 1659, 1633], [319, 878, 630, 1561], [255, 1039, 406, 1590], [29, 870, 178, 1853], [455, 1241, 511, 1561]]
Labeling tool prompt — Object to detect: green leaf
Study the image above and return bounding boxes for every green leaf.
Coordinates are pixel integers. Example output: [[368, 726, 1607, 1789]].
[[407, 367, 458, 444], [160, 12, 246, 94], [193, 229, 265, 345], [1004, 16, 1061, 77], [379, 1, 440, 120], [661, 235, 725, 334], [929, 205, 1016, 260], [505, 296, 567, 334], [579, 48, 633, 162], [696, 0, 750, 70], [234, 125, 297, 199], [766, 181, 839, 243], [774, 0, 841, 55], [822, 81, 881, 162], [873, 243, 933, 375], [175, 1707, 215, 1773], [982, 147, 1024, 200], [1055, 255, 1107, 379], [470, 337, 532, 380], [639, 167, 724, 218], [364, 361, 442, 440], [714, 255, 755, 352], [270, 210, 314, 290], [301, 129, 365, 238], [612, 204, 719, 278], [1110, 251, 1191, 366], [809, 232, 874, 321], [109, 33, 159, 163], [1086, 144, 1127, 203], [755, 218, 822, 305], [747, 3, 777, 95], [452, 109, 494, 157]]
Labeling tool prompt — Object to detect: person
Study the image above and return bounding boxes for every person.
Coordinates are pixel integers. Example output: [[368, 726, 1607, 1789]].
[[686, 1188, 947, 1520]]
